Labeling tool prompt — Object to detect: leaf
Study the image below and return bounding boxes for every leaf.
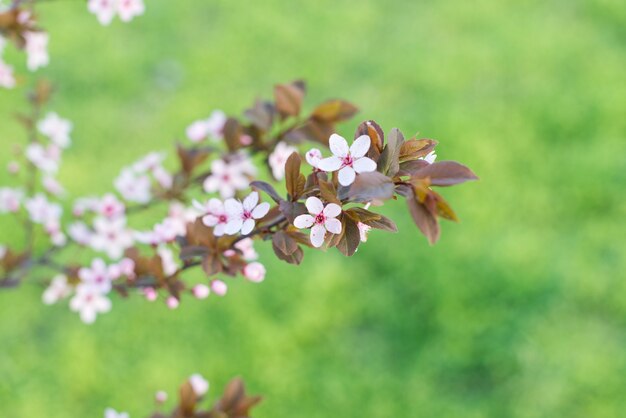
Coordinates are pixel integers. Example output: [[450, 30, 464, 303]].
[[272, 231, 299, 255], [399, 138, 438, 162], [177, 143, 211, 175], [250, 181, 282, 203], [202, 254, 222, 277], [178, 380, 197, 417], [344, 207, 381, 223], [278, 200, 306, 223], [244, 99, 275, 131], [273, 242, 304, 265], [398, 159, 430, 176], [433, 191, 459, 222], [336, 217, 361, 256], [318, 179, 341, 205], [311, 99, 359, 122], [362, 214, 398, 232], [274, 81, 306, 118], [412, 161, 478, 186], [407, 194, 440, 245], [284, 118, 336, 145], [179, 246, 210, 261], [377, 128, 405, 177], [354, 120, 385, 159], [223, 118, 243, 152], [338, 171, 395, 203], [284, 152, 305, 201], [215, 378, 263, 418]]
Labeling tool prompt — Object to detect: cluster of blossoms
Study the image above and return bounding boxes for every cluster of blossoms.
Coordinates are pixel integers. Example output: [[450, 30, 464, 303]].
[[88, 0, 145, 26], [0, 5, 49, 89], [0, 80, 477, 325], [103, 374, 261, 418]]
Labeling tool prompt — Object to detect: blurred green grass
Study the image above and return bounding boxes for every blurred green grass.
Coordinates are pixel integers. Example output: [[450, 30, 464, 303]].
[[1, 0, 625, 417]]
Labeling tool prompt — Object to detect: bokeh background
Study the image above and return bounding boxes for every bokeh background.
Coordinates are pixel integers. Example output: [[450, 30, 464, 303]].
[[1, 0, 625, 417]]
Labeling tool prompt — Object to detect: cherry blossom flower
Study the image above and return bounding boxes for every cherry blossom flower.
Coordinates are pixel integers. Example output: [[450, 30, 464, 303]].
[[98, 193, 126, 219], [422, 150, 437, 164], [189, 374, 209, 397], [210, 279, 227, 296], [268, 142, 297, 180], [88, 0, 118, 26], [192, 284, 210, 299], [155, 391, 168, 404], [68, 222, 92, 245], [0, 188, 23, 213], [152, 165, 173, 189], [133, 152, 166, 173], [42, 176, 65, 197], [243, 262, 266, 283], [157, 246, 178, 276], [46, 222, 67, 247], [110, 257, 135, 279], [37, 112, 72, 148], [70, 284, 112, 324], [203, 154, 256, 198], [26, 143, 61, 173], [117, 0, 145, 22], [24, 31, 49, 71], [90, 217, 134, 259], [79, 258, 115, 293], [199, 198, 230, 236], [185, 110, 227, 142], [317, 134, 377, 186], [166, 296, 179, 309], [305, 148, 322, 169], [42, 274, 72, 305], [234, 238, 258, 261], [7, 161, 20, 175], [104, 407, 129, 418], [293, 197, 342, 248], [25, 194, 62, 226], [143, 287, 157, 301], [224, 192, 270, 235], [114, 168, 151, 203], [73, 196, 100, 217], [0, 60, 15, 89]]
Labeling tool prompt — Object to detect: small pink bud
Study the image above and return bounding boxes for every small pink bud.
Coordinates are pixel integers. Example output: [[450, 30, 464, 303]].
[[223, 249, 236, 257], [166, 296, 179, 309], [155, 390, 168, 404], [144, 287, 158, 301], [210, 280, 227, 296], [243, 262, 266, 283], [7, 162, 19, 174], [192, 284, 210, 299], [240, 134, 253, 146]]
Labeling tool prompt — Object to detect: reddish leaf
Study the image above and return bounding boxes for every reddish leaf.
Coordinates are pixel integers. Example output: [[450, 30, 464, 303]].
[[354, 120, 385, 158], [250, 181, 282, 203], [274, 81, 306, 118], [407, 194, 440, 245], [272, 231, 299, 255], [244, 99, 275, 131], [377, 128, 404, 176], [311, 99, 359, 122], [336, 217, 361, 256], [399, 138, 438, 162], [339, 171, 395, 202], [412, 161, 478, 186], [284, 152, 305, 201]]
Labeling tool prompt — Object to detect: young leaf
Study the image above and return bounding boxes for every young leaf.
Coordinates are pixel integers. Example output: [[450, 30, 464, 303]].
[[362, 214, 398, 232], [339, 171, 395, 202], [399, 138, 438, 162], [272, 231, 299, 255], [274, 81, 306, 118], [354, 120, 385, 157], [319, 179, 341, 205], [244, 99, 275, 131], [250, 180, 282, 203], [344, 207, 382, 223], [377, 128, 404, 176], [336, 217, 361, 256], [412, 161, 478, 186], [284, 152, 305, 201], [223, 118, 243, 152], [311, 99, 359, 122], [407, 194, 440, 245]]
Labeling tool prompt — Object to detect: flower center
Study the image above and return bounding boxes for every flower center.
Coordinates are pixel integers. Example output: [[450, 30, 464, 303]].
[[218, 214, 228, 223], [342, 154, 354, 167], [315, 213, 326, 225], [243, 210, 253, 220]]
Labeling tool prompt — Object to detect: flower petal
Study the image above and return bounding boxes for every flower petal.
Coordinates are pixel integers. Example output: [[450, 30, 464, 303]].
[[241, 219, 255, 235], [294, 214, 315, 229], [242, 192, 259, 212], [338, 166, 356, 186], [310, 225, 326, 248], [323, 203, 342, 218], [202, 214, 218, 227], [252, 202, 270, 219], [350, 135, 371, 158], [224, 218, 243, 235], [317, 156, 342, 172], [353, 156, 377, 173], [214, 223, 226, 236], [329, 133, 349, 157], [224, 198, 243, 217], [305, 196, 324, 215], [324, 218, 342, 234]]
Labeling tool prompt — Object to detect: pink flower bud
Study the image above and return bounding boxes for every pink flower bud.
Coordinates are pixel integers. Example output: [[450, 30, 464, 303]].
[[243, 262, 266, 283], [192, 284, 210, 299], [223, 249, 236, 257], [143, 287, 157, 301], [210, 280, 227, 296], [7, 162, 19, 175], [166, 296, 179, 309], [155, 390, 168, 404], [240, 134, 253, 146]]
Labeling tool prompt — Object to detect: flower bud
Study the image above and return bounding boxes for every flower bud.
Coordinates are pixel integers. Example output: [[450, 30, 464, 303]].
[[243, 262, 266, 283]]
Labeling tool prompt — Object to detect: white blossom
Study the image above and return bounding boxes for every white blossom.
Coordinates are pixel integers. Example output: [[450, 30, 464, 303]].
[[24, 31, 49, 71], [90, 217, 134, 259], [0, 188, 23, 213], [37, 112, 72, 148], [70, 284, 112, 324], [268, 142, 297, 180], [224, 192, 270, 235], [42, 274, 72, 305], [316, 134, 377, 186], [203, 154, 256, 198], [293, 197, 342, 248], [189, 374, 209, 397]]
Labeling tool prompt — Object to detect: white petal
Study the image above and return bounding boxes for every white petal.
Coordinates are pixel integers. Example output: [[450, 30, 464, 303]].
[[241, 219, 255, 235], [329, 133, 349, 157], [214, 223, 226, 236], [252, 202, 270, 219], [305, 196, 324, 215], [323, 203, 342, 218], [324, 218, 342, 234], [80, 307, 97, 324], [95, 296, 112, 313], [310, 225, 326, 248], [202, 214, 219, 227], [224, 198, 243, 217], [350, 135, 371, 158], [294, 214, 315, 229], [224, 219, 243, 235], [242, 192, 259, 212], [317, 156, 342, 172], [353, 157, 377, 173], [338, 166, 356, 186]]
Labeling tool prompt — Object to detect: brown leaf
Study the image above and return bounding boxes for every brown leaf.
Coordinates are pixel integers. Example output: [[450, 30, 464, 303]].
[[223, 118, 243, 152], [362, 214, 398, 232], [178, 380, 197, 417], [244, 99, 275, 131], [272, 240, 304, 265], [202, 254, 222, 277], [338, 171, 395, 203], [336, 217, 361, 256], [399, 139, 438, 162], [412, 161, 478, 186], [318, 179, 341, 205], [177, 143, 212, 175], [398, 159, 430, 176], [407, 193, 440, 245], [284, 152, 305, 201], [214, 378, 263, 418], [354, 120, 385, 160], [377, 128, 404, 176], [274, 81, 306, 118], [344, 207, 381, 223], [311, 99, 359, 123], [272, 231, 299, 255], [278, 200, 306, 223], [433, 191, 459, 222], [250, 181, 282, 203]]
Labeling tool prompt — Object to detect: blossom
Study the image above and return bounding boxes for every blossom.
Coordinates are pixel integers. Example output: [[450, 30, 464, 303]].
[[166, 296, 179, 309], [42, 274, 72, 305], [68, 222, 92, 245], [210, 279, 227, 296], [143, 287, 157, 301], [224, 192, 270, 235], [189, 374, 209, 397], [305, 148, 322, 169], [203, 154, 256, 198], [234, 238, 258, 261], [422, 150, 437, 164], [26, 143, 61, 173], [199, 198, 230, 236], [24, 31, 49, 71], [70, 284, 112, 324], [157, 246, 178, 276], [46, 222, 67, 247], [89, 0, 117, 26], [114, 168, 151, 203], [0, 60, 15, 89], [186, 110, 227, 142], [243, 262, 266, 283], [37, 112, 72, 148], [155, 391, 168, 403], [317, 134, 377, 186], [0, 188, 23, 213], [73, 196, 100, 216], [79, 258, 115, 293], [98, 193, 126, 219], [90, 217, 134, 259], [104, 407, 129, 418], [268, 142, 297, 180], [25, 194, 62, 226], [42, 176, 65, 197], [293, 197, 342, 248], [192, 284, 210, 299], [132, 152, 166, 173], [117, 0, 145, 22]]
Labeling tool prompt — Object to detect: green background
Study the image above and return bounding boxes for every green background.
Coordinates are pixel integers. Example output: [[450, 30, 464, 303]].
[[1, 0, 625, 417]]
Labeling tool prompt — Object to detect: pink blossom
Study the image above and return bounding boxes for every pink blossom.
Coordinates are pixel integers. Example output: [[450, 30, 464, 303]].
[[224, 192, 270, 235], [0, 245, 6, 260], [305, 148, 322, 169], [293, 196, 342, 248], [73, 196, 100, 217], [234, 238, 258, 261], [90, 217, 134, 259], [166, 296, 179, 309], [42, 176, 65, 197], [68, 222, 92, 245], [157, 246, 178, 276], [25, 194, 62, 226], [37, 112, 72, 148], [143, 287, 157, 301], [210, 280, 227, 296], [88, 0, 117, 26], [98, 193, 126, 219], [189, 374, 209, 397], [26, 143, 61, 173], [7, 161, 20, 174], [70, 284, 112, 324], [203, 154, 256, 198], [24, 31, 49, 71], [269, 142, 297, 180], [133, 152, 166, 173], [104, 407, 129, 418], [114, 168, 151, 203], [155, 391, 168, 403], [0, 188, 23, 213], [152, 165, 173, 189], [0, 60, 15, 89], [79, 258, 115, 293], [42, 274, 72, 305], [243, 262, 266, 283], [186, 110, 226, 142], [192, 284, 210, 299], [117, 0, 145, 22], [46, 223, 67, 247], [199, 198, 230, 237], [317, 134, 377, 186]]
